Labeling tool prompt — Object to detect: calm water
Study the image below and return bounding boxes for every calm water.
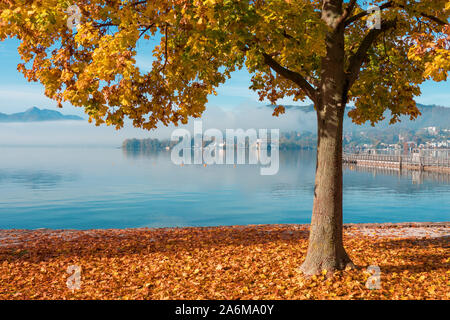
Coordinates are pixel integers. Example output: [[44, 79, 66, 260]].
[[0, 146, 449, 229]]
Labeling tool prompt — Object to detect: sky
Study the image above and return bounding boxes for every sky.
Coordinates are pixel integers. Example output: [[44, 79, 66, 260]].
[[0, 22, 449, 145]]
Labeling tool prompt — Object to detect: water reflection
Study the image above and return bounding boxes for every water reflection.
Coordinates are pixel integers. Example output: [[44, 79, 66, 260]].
[[344, 164, 450, 186], [0, 147, 448, 229], [124, 147, 448, 194], [0, 169, 77, 189]]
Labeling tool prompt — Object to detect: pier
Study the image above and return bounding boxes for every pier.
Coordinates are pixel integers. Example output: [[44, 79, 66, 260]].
[[343, 153, 450, 174]]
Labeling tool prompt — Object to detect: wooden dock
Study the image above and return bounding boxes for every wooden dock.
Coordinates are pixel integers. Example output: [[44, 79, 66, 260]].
[[343, 163, 450, 184], [343, 153, 450, 174]]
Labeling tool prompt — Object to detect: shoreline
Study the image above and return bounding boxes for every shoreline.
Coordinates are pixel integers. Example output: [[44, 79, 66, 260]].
[[1, 221, 448, 248], [1, 220, 449, 231]]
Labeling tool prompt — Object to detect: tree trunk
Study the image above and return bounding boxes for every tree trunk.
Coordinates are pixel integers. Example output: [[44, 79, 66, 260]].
[[299, 22, 355, 276], [299, 104, 355, 276]]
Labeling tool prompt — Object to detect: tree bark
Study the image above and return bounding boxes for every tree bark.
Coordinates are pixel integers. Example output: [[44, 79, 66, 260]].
[[299, 21, 355, 276], [299, 103, 355, 276]]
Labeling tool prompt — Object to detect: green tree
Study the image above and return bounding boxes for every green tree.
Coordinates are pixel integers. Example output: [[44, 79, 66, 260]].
[[1, 0, 448, 275]]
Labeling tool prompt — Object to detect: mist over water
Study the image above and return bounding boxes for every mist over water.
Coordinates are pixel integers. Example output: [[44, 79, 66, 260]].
[[0, 146, 448, 229], [0, 104, 317, 146]]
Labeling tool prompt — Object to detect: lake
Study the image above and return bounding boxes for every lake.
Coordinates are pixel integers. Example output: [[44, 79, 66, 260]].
[[0, 146, 449, 229]]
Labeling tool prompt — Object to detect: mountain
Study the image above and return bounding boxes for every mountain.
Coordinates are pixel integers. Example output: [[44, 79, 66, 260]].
[[0, 107, 83, 122], [269, 103, 450, 132]]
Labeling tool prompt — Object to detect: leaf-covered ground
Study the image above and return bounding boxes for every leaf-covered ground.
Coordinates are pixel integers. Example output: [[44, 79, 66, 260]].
[[0, 223, 448, 300]]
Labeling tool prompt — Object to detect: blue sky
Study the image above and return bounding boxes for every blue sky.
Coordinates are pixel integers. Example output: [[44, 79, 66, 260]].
[[0, 36, 449, 117]]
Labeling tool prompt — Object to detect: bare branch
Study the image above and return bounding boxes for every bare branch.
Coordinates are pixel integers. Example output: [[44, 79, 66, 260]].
[[158, 24, 169, 73], [344, 20, 397, 97], [344, 0, 358, 18], [345, 1, 393, 27], [281, 30, 300, 44], [345, 2, 448, 27], [262, 53, 317, 103], [336, 0, 358, 26], [419, 12, 449, 26], [138, 23, 155, 38], [93, 21, 118, 28]]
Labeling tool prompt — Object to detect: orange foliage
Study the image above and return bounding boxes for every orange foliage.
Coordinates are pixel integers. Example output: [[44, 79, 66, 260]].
[[0, 225, 448, 300]]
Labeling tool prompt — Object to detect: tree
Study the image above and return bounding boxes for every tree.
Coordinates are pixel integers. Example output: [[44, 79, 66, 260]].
[[0, 0, 448, 275]]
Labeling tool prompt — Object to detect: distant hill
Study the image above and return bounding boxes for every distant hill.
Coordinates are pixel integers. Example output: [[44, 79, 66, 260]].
[[0, 107, 83, 122], [269, 103, 450, 132]]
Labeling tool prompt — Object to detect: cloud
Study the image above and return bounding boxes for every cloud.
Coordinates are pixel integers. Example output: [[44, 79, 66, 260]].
[[0, 86, 59, 113], [415, 93, 450, 107], [0, 85, 86, 116], [213, 81, 314, 106], [0, 102, 318, 146], [0, 121, 148, 146], [143, 102, 317, 139], [135, 56, 154, 73], [0, 86, 51, 102]]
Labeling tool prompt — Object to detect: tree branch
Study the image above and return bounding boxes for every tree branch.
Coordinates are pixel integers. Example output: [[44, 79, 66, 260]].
[[345, 1, 448, 27], [138, 23, 155, 38], [157, 24, 169, 73], [345, 1, 393, 27], [343, 0, 358, 18], [336, 0, 358, 27], [262, 53, 317, 103], [419, 12, 449, 26], [344, 20, 397, 96]]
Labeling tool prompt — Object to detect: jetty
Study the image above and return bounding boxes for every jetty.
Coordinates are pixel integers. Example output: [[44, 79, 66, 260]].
[[343, 152, 450, 174]]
